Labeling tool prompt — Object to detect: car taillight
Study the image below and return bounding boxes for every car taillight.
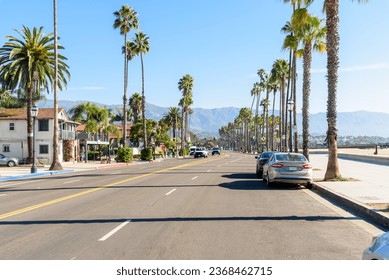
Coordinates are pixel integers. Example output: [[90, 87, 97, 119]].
[[302, 164, 312, 169], [271, 163, 284, 168]]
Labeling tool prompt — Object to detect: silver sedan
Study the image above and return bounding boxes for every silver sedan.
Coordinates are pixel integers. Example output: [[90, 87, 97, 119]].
[[0, 154, 19, 167], [262, 152, 313, 188]]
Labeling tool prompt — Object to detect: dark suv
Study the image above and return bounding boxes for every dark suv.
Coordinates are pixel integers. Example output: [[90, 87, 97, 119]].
[[255, 151, 274, 178], [211, 147, 221, 155]]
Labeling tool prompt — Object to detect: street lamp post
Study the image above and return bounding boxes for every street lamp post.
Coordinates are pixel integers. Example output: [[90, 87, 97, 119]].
[[287, 100, 294, 153], [31, 105, 38, 173]]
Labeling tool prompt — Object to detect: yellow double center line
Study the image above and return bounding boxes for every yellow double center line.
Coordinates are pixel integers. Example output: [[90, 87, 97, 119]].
[[0, 156, 224, 220]]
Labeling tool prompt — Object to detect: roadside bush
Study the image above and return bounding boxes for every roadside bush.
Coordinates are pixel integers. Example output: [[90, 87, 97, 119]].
[[141, 148, 153, 161], [179, 147, 189, 156], [115, 147, 133, 163]]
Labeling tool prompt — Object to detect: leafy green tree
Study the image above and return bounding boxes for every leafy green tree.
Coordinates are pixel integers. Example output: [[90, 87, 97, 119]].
[[113, 5, 138, 146], [0, 26, 70, 164]]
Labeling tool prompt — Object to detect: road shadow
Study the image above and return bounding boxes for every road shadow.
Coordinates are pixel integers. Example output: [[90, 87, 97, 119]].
[[0, 215, 359, 226], [220, 173, 302, 191]]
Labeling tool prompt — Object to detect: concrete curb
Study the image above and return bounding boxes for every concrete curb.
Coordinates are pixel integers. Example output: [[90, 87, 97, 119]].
[[312, 182, 389, 229], [0, 169, 74, 182]]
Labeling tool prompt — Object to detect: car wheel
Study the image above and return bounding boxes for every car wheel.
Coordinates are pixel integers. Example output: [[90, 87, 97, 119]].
[[7, 161, 16, 167], [256, 168, 260, 178], [306, 182, 313, 189], [266, 173, 273, 187]]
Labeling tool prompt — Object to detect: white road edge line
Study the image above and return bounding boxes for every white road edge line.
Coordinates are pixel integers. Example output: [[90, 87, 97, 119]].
[[0, 179, 44, 187], [98, 219, 131, 241], [165, 189, 177, 196], [63, 180, 80, 184], [0, 194, 7, 197], [192, 176, 198, 180]]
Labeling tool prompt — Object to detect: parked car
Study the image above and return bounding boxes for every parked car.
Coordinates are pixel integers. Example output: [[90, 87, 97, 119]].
[[262, 152, 313, 188], [212, 147, 221, 155], [189, 146, 197, 156], [0, 154, 19, 167], [362, 232, 389, 260], [255, 151, 274, 178], [194, 147, 208, 158]]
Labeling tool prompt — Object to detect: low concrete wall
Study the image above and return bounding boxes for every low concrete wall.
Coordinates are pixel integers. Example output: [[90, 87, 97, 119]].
[[310, 149, 389, 166], [338, 153, 389, 166]]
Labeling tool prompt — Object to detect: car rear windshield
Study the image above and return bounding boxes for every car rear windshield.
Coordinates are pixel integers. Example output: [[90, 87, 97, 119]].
[[275, 154, 306, 162]]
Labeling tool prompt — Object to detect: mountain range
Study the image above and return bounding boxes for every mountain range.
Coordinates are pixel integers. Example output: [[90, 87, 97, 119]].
[[37, 99, 389, 138]]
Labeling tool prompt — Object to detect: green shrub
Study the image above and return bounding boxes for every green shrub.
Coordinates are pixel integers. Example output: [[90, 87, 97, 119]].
[[141, 148, 153, 161], [115, 147, 133, 163], [179, 147, 189, 156]]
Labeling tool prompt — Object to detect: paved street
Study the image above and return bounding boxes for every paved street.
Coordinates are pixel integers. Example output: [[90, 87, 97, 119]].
[[0, 152, 382, 260]]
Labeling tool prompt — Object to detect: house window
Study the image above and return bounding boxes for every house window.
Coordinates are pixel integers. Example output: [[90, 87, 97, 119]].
[[38, 120, 49, 131], [9, 123, 15, 131], [2, 144, 10, 153], [39, 145, 49, 154]]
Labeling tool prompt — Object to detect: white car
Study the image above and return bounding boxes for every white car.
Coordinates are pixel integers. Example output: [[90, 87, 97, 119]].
[[0, 154, 19, 167], [362, 232, 389, 260], [194, 147, 208, 158]]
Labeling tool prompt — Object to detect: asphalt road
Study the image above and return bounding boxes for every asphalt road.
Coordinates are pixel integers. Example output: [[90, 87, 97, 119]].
[[0, 152, 379, 260]]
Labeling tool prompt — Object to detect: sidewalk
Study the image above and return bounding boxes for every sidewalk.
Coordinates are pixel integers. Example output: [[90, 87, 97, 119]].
[[0, 160, 143, 181], [310, 152, 389, 229]]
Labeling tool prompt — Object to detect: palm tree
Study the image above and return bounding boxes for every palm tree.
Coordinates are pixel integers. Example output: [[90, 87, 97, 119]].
[[129, 32, 150, 148], [257, 69, 268, 151], [178, 74, 194, 152], [163, 107, 181, 146], [51, 0, 62, 170], [293, 9, 326, 160], [271, 59, 289, 151], [320, 0, 368, 180], [260, 98, 270, 150], [282, 21, 300, 153], [129, 92, 142, 124], [250, 82, 261, 151], [0, 26, 70, 165], [268, 75, 279, 151], [113, 5, 138, 147]]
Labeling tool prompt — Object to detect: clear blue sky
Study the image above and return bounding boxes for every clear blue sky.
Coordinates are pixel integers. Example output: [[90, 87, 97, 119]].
[[1, 0, 388, 114]]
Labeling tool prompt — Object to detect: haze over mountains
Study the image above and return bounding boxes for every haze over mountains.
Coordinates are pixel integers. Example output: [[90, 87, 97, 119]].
[[38, 99, 389, 138]]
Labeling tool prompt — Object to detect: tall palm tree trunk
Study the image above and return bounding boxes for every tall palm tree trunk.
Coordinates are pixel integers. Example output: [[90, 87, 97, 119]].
[[141, 53, 147, 149], [27, 83, 33, 164], [255, 93, 260, 152], [50, 0, 63, 170], [324, 0, 340, 180], [293, 50, 299, 153], [302, 43, 312, 161], [285, 49, 293, 152], [181, 108, 185, 153], [271, 91, 276, 151], [122, 33, 128, 147], [185, 110, 189, 143]]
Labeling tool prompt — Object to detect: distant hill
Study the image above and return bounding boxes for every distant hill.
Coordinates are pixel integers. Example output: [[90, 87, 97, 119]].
[[37, 99, 389, 138]]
